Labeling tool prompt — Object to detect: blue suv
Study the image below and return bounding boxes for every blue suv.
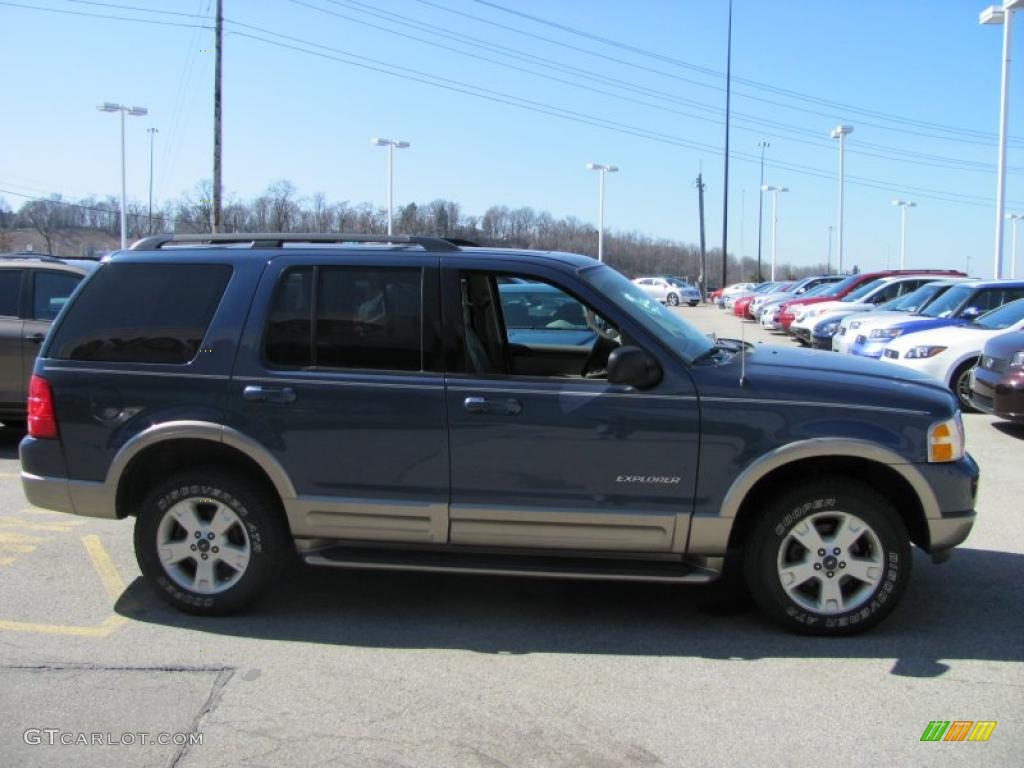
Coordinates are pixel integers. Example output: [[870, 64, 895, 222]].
[[19, 234, 978, 635]]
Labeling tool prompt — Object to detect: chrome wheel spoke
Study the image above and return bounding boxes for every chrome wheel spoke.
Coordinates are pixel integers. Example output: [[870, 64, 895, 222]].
[[791, 520, 826, 554], [831, 514, 865, 553], [819, 576, 844, 613], [159, 540, 194, 566], [170, 503, 201, 536], [192, 556, 216, 592], [778, 560, 818, 589], [216, 543, 249, 573], [842, 556, 883, 586], [209, 506, 237, 537]]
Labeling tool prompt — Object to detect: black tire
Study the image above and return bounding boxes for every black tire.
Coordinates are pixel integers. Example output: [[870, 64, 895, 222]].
[[666, 293, 680, 306], [743, 477, 911, 636], [134, 470, 291, 615], [688, 301, 699, 307], [951, 358, 980, 413]]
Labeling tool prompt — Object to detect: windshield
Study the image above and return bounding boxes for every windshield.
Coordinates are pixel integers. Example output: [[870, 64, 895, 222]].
[[919, 283, 973, 318], [817, 274, 864, 298], [582, 265, 713, 362], [665, 277, 694, 289], [800, 282, 838, 298], [841, 278, 886, 303], [893, 282, 946, 312], [972, 298, 1024, 330]]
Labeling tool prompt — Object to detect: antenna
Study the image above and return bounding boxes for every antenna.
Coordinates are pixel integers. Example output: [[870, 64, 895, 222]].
[[739, 314, 747, 387]]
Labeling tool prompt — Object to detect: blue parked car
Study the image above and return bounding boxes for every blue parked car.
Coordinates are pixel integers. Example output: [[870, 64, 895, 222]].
[[849, 279, 1024, 358]]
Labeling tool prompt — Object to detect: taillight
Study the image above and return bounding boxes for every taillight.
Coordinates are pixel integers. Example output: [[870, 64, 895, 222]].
[[27, 375, 58, 439]]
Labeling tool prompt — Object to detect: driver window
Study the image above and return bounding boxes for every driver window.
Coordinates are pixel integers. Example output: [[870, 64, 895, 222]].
[[460, 272, 621, 379]]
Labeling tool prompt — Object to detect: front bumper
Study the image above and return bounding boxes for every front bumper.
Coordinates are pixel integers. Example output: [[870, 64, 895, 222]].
[[810, 334, 836, 350], [970, 365, 1024, 422], [916, 453, 979, 553]]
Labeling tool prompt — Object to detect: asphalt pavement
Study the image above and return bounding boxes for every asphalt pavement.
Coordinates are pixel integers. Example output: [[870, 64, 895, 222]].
[[0, 304, 1020, 767]]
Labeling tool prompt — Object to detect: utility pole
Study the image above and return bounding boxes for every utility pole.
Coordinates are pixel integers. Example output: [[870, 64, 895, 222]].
[[827, 225, 833, 274], [211, 0, 223, 233], [720, 0, 733, 290], [147, 127, 158, 234], [696, 172, 707, 300], [756, 141, 769, 282]]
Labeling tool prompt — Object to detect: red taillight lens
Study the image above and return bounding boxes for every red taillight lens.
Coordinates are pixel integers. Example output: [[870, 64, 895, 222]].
[[27, 375, 58, 439]]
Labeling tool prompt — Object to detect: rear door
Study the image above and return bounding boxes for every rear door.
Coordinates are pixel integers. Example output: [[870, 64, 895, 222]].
[[0, 269, 25, 412], [22, 269, 83, 392], [226, 253, 449, 545]]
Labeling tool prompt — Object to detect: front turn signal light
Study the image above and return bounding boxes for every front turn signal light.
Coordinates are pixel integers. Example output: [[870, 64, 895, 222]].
[[928, 415, 964, 463]]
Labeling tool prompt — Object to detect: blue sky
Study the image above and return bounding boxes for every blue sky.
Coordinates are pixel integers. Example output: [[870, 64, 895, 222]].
[[1, 0, 1022, 277]]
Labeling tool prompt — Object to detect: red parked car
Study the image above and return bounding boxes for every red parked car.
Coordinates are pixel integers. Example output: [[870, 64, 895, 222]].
[[970, 330, 1024, 423], [777, 270, 965, 333]]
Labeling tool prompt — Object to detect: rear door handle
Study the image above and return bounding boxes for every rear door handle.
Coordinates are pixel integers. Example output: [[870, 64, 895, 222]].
[[463, 396, 522, 416], [243, 385, 296, 404]]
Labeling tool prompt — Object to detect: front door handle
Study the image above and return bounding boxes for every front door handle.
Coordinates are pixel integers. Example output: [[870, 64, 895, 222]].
[[463, 396, 522, 416], [24, 333, 45, 344], [243, 385, 297, 404]]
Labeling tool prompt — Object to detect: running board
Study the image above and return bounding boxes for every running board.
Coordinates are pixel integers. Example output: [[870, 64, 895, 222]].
[[302, 546, 721, 584]]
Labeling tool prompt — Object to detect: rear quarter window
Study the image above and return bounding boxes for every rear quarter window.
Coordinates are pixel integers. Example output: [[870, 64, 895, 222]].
[[48, 263, 233, 364]]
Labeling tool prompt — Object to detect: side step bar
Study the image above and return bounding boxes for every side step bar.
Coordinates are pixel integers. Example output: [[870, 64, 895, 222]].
[[302, 546, 721, 584]]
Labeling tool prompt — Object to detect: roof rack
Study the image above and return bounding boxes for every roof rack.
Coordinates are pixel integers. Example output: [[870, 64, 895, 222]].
[[1, 252, 75, 264], [130, 233, 468, 252]]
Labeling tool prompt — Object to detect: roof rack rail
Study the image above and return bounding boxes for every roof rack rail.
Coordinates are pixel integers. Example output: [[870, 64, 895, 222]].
[[0, 252, 73, 264], [130, 233, 466, 252]]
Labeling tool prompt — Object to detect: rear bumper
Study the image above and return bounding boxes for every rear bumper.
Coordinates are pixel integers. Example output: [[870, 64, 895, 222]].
[[19, 436, 117, 519]]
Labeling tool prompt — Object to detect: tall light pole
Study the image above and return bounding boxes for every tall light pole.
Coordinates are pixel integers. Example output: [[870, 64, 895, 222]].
[[586, 162, 618, 262], [830, 124, 854, 273], [1008, 212, 1023, 278], [371, 137, 410, 236], [97, 102, 148, 250], [891, 200, 916, 269], [146, 127, 159, 234], [761, 185, 787, 281], [980, 1, 1023, 279], [827, 225, 833, 273], [756, 140, 770, 282]]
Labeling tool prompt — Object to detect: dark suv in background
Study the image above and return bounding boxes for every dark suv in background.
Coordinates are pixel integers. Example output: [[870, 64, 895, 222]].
[[0, 253, 98, 427], [19, 234, 978, 635]]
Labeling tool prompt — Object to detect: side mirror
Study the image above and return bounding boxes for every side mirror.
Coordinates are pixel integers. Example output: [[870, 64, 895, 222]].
[[607, 346, 662, 389], [960, 306, 982, 321]]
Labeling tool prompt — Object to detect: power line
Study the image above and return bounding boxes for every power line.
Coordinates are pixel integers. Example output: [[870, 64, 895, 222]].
[[302, 0, 1020, 175], [0, 0, 211, 28], [467, 0, 1024, 145]]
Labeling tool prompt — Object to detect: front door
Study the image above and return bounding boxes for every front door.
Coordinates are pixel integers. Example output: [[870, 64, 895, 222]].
[[442, 261, 700, 553], [226, 254, 449, 545]]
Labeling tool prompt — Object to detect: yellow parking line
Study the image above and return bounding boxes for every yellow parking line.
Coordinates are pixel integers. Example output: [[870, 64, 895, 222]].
[[0, 519, 80, 533], [0, 614, 124, 637], [81, 535, 126, 602], [0, 544, 35, 554], [0, 556, 14, 566]]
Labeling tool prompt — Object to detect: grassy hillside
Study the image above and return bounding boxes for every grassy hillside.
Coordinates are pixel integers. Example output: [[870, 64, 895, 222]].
[[0, 228, 119, 257]]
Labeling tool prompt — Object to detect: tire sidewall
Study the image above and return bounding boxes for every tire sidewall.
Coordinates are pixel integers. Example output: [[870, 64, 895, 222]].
[[952, 359, 979, 413], [667, 293, 679, 306], [745, 484, 910, 635], [134, 473, 285, 615]]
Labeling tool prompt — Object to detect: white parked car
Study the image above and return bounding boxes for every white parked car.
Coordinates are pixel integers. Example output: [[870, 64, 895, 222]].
[[880, 298, 1024, 410], [632, 276, 701, 306]]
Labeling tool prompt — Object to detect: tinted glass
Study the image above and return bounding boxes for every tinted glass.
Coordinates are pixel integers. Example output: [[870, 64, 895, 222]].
[[50, 263, 232, 364], [973, 298, 1024, 330], [0, 270, 21, 316], [499, 287, 588, 330], [316, 267, 422, 371], [920, 283, 973, 317], [265, 266, 423, 371], [33, 271, 81, 320]]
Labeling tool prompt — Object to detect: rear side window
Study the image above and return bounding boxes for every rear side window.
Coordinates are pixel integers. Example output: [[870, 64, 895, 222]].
[[49, 263, 232, 364], [0, 270, 21, 316], [33, 271, 82, 320], [264, 266, 423, 371]]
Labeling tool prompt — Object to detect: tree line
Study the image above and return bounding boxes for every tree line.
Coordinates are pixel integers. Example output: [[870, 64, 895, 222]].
[[0, 180, 830, 284]]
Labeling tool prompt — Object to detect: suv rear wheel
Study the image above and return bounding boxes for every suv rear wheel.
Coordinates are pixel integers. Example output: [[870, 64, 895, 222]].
[[134, 470, 290, 615], [743, 478, 911, 636]]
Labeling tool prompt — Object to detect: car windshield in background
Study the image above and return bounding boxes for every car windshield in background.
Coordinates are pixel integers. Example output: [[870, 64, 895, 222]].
[[919, 283, 973, 318], [971, 298, 1024, 330], [498, 288, 589, 330], [582, 265, 713, 362], [819, 274, 862, 298], [842, 278, 886, 302], [799, 282, 837, 298], [894, 282, 944, 312]]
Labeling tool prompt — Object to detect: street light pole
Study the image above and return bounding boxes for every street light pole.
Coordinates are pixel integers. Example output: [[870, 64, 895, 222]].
[[586, 163, 619, 262], [891, 200, 916, 269], [980, 1, 1023, 278], [147, 127, 158, 234], [1008, 213, 1023, 278], [371, 138, 410, 236], [761, 185, 787, 281], [830, 124, 853, 273], [827, 225, 833, 274], [97, 102, 148, 250], [756, 141, 769, 282]]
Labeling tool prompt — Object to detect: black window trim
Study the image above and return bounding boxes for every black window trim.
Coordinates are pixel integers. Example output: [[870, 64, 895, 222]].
[[29, 268, 83, 322], [0, 268, 25, 319]]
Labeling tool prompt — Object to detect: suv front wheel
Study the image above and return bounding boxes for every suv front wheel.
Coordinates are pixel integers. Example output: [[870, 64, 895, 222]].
[[743, 478, 911, 636], [134, 470, 290, 615]]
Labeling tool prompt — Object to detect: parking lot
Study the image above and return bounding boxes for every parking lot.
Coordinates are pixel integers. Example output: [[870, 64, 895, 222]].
[[0, 303, 1021, 768]]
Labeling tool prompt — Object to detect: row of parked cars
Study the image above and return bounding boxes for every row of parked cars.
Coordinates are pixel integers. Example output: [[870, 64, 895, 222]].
[[719, 271, 1024, 423]]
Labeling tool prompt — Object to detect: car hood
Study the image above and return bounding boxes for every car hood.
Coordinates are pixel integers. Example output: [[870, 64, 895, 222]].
[[694, 344, 956, 417], [842, 310, 908, 329], [888, 321, 1024, 353], [982, 330, 1024, 358]]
